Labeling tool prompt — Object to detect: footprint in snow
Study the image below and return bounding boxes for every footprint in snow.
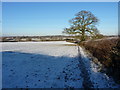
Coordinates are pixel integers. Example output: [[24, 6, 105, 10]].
[[10, 69, 13, 71], [31, 56, 34, 58], [26, 75, 29, 78], [12, 72, 15, 75], [34, 84, 37, 86], [9, 75, 12, 77], [63, 71, 66, 73], [56, 77, 60, 80]]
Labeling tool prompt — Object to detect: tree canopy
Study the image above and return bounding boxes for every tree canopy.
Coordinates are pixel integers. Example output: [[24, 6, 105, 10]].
[[63, 10, 99, 41]]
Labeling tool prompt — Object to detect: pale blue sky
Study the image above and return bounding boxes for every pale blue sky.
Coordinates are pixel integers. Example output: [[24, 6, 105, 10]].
[[2, 0, 119, 2], [2, 2, 118, 36]]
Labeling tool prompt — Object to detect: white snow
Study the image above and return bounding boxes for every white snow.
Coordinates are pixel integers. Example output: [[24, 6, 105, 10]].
[[1, 41, 120, 88], [79, 47, 120, 88], [2, 41, 82, 88]]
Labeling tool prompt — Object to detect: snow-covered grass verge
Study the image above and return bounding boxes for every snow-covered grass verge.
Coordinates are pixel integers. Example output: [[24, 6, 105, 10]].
[[79, 47, 120, 88]]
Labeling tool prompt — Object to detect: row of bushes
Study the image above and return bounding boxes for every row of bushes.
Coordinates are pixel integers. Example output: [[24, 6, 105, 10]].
[[80, 37, 120, 83]]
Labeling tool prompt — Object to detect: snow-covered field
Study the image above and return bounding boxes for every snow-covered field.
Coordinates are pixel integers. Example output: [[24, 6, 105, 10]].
[[1, 41, 120, 88]]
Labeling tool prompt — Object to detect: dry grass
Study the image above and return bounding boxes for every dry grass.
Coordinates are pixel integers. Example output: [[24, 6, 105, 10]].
[[80, 37, 120, 83]]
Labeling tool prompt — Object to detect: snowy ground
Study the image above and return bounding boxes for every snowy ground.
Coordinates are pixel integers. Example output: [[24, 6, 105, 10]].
[[1, 41, 120, 88]]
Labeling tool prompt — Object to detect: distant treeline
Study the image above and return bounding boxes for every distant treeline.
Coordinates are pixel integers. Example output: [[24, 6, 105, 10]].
[[1, 35, 74, 42], [0, 35, 118, 42]]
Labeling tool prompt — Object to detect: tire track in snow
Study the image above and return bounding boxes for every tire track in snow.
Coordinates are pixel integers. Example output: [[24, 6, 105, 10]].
[[77, 46, 93, 88]]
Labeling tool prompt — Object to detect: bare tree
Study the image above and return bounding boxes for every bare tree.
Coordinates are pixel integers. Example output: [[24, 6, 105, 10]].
[[63, 10, 99, 41]]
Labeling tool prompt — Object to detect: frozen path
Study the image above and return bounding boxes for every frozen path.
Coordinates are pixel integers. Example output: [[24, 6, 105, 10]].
[[1, 41, 120, 88]]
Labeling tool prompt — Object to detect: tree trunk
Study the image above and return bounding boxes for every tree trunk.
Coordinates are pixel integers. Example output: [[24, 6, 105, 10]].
[[81, 30, 85, 41]]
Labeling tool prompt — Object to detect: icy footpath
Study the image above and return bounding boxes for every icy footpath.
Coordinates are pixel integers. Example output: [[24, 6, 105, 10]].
[[78, 46, 120, 88]]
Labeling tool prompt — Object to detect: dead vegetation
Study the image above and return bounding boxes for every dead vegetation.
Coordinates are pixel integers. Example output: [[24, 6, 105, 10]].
[[80, 37, 120, 83]]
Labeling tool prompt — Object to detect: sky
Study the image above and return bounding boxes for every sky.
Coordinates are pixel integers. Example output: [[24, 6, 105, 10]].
[[2, 0, 119, 2], [2, 2, 118, 36]]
